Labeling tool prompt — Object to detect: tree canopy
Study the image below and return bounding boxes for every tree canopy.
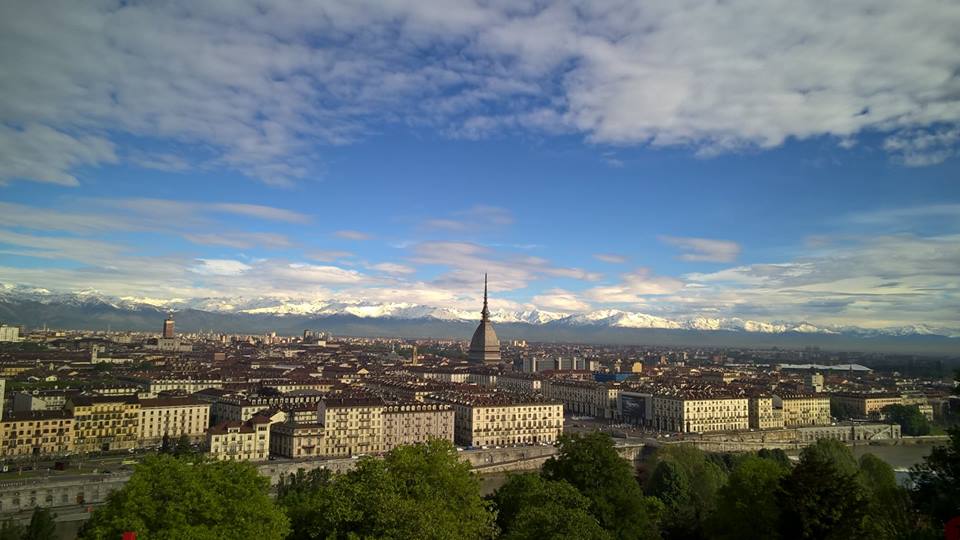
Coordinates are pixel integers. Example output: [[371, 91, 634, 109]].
[[492, 473, 611, 540], [541, 433, 659, 540], [277, 439, 496, 540], [78, 454, 289, 540], [883, 404, 932, 436]]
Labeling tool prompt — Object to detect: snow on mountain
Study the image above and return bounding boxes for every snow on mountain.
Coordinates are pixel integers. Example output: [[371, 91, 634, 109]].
[[0, 284, 956, 337]]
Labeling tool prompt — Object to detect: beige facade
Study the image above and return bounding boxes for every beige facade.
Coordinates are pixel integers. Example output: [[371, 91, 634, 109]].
[[775, 393, 831, 427], [831, 392, 903, 417], [430, 392, 563, 447], [383, 403, 454, 451], [543, 379, 620, 419], [138, 397, 211, 444], [748, 396, 784, 430], [270, 420, 323, 458], [318, 396, 384, 457], [496, 373, 543, 393], [0, 411, 75, 458], [652, 394, 749, 433], [207, 417, 271, 461], [67, 396, 141, 453]]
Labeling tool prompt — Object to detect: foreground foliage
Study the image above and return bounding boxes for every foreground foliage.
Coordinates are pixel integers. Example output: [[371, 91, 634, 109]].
[[78, 454, 289, 540], [277, 439, 496, 539]]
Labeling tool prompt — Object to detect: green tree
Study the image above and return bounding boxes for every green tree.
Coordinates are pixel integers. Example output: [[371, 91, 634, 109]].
[[831, 401, 860, 420], [78, 454, 289, 540], [0, 518, 24, 540], [777, 441, 869, 539], [22, 508, 56, 540], [858, 453, 933, 540], [173, 434, 194, 457], [799, 438, 858, 476], [910, 426, 960, 528], [278, 439, 496, 540], [883, 404, 932, 436], [910, 369, 960, 529], [645, 444, 726, 539], [707, 456, 787, 540], [492, 473, 611, 540], [541, 433, 659, 540], [756, 448, 792, 468]]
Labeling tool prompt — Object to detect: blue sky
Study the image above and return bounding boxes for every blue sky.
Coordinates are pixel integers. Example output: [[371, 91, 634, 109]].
[[1, 1, 959, 330]]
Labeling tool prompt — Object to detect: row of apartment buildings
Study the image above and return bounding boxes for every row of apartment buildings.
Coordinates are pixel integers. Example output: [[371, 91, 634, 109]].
[[1, 395, 209, 458]]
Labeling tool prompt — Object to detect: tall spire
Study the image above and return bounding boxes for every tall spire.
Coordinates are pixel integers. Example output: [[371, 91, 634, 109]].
[[481, 273, 490, 321]]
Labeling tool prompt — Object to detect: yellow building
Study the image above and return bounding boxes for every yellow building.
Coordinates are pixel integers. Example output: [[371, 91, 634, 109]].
[[207, 416, 272, 461], [748, 395, 784, 430], [67, 396, 141, 453], [138, 397, 211, 445], [652, 392, 749, 433], [775, 393, 831, 427], [831, 392, 902, 418], [318, 395, 385, 457], [429, 391, 563, 447], [0, 411, 75, 458], [270, 419, 323, 458]]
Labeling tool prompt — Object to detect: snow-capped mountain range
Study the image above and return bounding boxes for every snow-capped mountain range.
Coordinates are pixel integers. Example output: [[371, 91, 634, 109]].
[[1, 284, 957, 338]]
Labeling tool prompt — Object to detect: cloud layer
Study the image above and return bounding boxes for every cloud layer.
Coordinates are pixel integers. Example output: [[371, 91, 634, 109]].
[[2, 0, 959, 186]]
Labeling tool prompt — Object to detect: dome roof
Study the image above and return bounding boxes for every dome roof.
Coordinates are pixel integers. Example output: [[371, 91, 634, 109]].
[[468, 319, 501, 364], [467, 274, 501, 365]]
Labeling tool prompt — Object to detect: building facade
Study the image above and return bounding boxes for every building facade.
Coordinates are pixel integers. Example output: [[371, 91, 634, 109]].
[[67, 396, 141, 453], [138, 397, 211, 445], [207, 416, 271, 461], [775, 393, 831, 427], [429, 391, 563, 447], [0, 411, 75, 458]]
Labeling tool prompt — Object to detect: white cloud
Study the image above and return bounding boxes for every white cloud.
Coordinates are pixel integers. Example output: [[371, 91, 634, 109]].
[[183, 232, 292, 249], [423, 205, 515, 231], [412, 241, 599, 291], [2, 0, 958, 187], [306, 250, 354, 262], [585, 268, 686, 304], [530, 288, 591, 312], [369, 262, 416, 275], [0, 124, 116, 186], [660, 236, 741, 263], [334, 230, 372, 241], [191, 259, 252, 276], [593, 253, 626, 264], [883, 127, 960, 166]]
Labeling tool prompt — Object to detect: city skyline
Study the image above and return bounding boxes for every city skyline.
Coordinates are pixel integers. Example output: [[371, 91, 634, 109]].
[[1, 1, 959, 332]]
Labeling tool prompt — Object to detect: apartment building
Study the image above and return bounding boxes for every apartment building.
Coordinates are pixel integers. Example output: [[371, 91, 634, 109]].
[[270, 418, 323, 458], [429, 391, 563, 447], [0, 410, 75, 458], [651, 392, 749, 433], [207, 416, 272, 461], [138, 396, 211, 445], [382, 402, 454, 451], [542, 378, 620, 419], [831, 392, 903, 418], [496, 372, 543, 393], [775, 393, 831, 427], [67, 396, 141, 453], [317, 395, 385, 457], [748, 395, 785, 430]]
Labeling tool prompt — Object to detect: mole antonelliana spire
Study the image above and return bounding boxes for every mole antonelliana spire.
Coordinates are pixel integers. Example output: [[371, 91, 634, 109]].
[[468, 273, 501, 365]]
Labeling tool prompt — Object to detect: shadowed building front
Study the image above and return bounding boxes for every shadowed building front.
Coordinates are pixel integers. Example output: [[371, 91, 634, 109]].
[[468, 274, 502, 365]]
